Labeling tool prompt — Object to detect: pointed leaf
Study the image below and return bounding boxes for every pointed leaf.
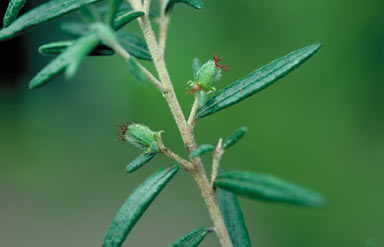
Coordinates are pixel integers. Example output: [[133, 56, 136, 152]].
[[0, 0, 103, 41], [116, 31, 152, 60], [126, 57, 147, 83], [214, 171, 326, 207], [192, 57, 202, 80], [165, 0, 203, 13], [39, 40, 114, 56], [217, 188, 251, 247], [190, 144, 214, 158], [3, 0, 26, 28], [29, 32, 99, 89], [102, 165, 179, 247], [223, 127, 248, 150], [126, 152, 156, 173], [113, 9, 144, 30], [170, 227, 212, 247], [197, 43, 321, 118]]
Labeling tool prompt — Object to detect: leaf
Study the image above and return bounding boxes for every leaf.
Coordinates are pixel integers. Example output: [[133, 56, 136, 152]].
[[116, 31, 152, 60], [190, 144, 215, 158], [60, 22, 151, 61], [3, 0, 26, 28], [169, 227, 212, 247], [0, 0, 103, 41], [105, 0, 123, 25], [165, 0, 203, 13], [192, 57, 202, 80], [223, 126, 248, 150], [39, 40, 114, 56], [102, 165, 179, 247], [29, 32, 99, 89], [60, 10, 143, 37], [217, 188, 251, 247], [214, 171, 326, 207], [65, 33, 100, 79], [126, 57, 147, 83], [126, 152, 156, 173], [60, 22, 91, 37], [197, 43, 322, 118], [113, 9, 144, 30]]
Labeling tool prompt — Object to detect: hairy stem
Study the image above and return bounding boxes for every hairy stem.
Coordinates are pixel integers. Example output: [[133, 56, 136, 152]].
[[128, 1, 232, 245], [187, 94, 199, 127], [211, 138, 224, 185]]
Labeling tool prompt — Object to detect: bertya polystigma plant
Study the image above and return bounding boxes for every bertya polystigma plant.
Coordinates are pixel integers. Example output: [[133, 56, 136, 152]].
[[0, 0, 326, 246]]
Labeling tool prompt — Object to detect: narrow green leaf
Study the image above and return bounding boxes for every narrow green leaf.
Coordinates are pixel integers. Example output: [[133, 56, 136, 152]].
[[60, 10, 143, 37], [190, 144, 215, 158], [126, 57, 147, 83], [0, 0, 103, 41], [165, 0, 203, 13], [214, 171, 326, 207], [192, 57, 202, 80], [60, 22, 90, 37], [105, 0, 123, 25], [29, 32, 99, 89], [113, 9, 144, 30], [116, 31, 152, 60], [60, 23, 151, 61], [170, 227, 212, 247], [39, 40, 114, 56], [223, 126, 248, 150], [102, 165, 179, 247], [3, 0, 26, 28], [126, 152, 156, 173], [217, 188, 251, 247], [197, 43, 321, 118], [65, 34, 100, 79]]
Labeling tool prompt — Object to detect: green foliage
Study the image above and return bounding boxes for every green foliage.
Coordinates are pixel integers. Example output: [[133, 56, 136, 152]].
[[214, 171, 326, 207], [116, 31, 152, 60], [197, 43, 321, 118], [126, 151, 156, 173], [3, 0, 26, 28], [217, 188, 251, 247], [0, 0, 325, 245], [103, 165, 179, 247], [165, 0, 203, 13], [223, 127, 248, 150], [29, 32, 99, 89], [112, 9, 145, 30], [169, 227, 212, 247], [0, 0, 102, 40], [190, 144, 215, 158], [105, 0, 123, 26], [39, 40, 114, 56]]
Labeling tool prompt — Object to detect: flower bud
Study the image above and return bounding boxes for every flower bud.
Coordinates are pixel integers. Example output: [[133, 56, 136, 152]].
[[118, 122, 161, 151], [196, 60, 221, 89]]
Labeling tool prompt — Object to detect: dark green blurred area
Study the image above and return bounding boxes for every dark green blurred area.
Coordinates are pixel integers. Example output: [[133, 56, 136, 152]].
[[1, 0, 384, 246]]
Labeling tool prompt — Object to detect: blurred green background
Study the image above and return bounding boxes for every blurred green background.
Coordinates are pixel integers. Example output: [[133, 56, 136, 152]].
[[1, 0, 383, 246]]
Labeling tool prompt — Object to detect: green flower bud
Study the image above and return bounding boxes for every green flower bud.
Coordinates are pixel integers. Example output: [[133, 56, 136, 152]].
[[187, 54, 228, 94], [195, 59, 221, 90], [117, 121, 161, 151]]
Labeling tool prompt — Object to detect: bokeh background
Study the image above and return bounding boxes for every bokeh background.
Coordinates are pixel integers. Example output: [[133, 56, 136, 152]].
[[1, 0, 383, 246]]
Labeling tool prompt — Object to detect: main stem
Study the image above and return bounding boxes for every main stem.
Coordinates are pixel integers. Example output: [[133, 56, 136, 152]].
[[135, 8, 232, 247]]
